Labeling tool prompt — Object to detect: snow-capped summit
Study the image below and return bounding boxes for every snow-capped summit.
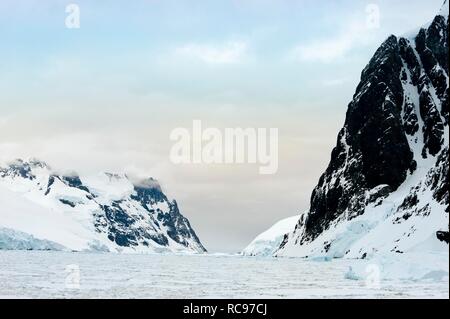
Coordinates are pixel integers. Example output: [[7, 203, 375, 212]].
[[0, 159, 206, 253], [275, 4, 449, 259]]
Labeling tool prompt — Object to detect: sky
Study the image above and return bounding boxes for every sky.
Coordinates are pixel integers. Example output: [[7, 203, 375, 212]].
[[0, 0, 445, 252]]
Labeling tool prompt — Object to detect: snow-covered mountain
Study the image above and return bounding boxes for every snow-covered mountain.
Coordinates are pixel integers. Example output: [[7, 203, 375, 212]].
[[0, 159, 206, 253], [275, 2, 449, 259], [242, 215, 300, 257]]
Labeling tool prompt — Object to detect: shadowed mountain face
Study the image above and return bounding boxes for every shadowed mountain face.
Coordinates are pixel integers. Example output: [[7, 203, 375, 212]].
[[278, 3, 449, 258], [0, 159, 206, 253]]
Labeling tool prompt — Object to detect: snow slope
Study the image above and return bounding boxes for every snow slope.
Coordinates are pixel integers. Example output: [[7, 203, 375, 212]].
[[1, 251, 448, 298], [242, 215, 300, 256], [0, 159, 206, 253]]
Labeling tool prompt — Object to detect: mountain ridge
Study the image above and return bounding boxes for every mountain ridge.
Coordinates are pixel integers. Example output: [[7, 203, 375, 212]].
[[0, 158, 206, 253]]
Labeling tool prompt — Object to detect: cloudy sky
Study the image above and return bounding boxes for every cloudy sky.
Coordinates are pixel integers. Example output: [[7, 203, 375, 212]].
[[0, 0, 444, 252]]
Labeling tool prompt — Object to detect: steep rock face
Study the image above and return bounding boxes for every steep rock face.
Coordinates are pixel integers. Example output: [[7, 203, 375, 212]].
[[303, 35, 416, 242], [0, 159, 206, 253], [277, 4, 449, 258]]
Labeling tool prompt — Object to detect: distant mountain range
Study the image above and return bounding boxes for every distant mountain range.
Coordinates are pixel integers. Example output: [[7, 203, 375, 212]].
[[0, 159, 206, 253]]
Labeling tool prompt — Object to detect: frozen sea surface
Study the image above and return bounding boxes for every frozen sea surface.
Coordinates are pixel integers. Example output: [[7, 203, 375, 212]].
[[0, 251, 448, 299]]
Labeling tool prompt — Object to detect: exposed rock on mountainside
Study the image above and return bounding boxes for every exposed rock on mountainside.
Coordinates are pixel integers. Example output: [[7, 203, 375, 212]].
[[276, 2, 449, 259]]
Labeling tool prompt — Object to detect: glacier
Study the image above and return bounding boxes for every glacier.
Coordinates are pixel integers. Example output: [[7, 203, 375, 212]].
[[0, 227, 66, 251]]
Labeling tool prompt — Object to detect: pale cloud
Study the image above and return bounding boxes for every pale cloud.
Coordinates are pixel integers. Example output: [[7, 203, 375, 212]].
[[175, 41, 247, 64], [290, 19, 378, 63], [0, 116, 8, 127]]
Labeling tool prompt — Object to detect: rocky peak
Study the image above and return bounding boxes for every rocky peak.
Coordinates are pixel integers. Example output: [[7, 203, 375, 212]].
[[279, 4, 449, 254]]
